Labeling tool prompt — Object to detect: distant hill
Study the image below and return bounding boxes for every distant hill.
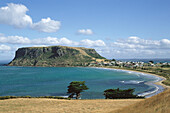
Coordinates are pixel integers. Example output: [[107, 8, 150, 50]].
[[8, 46, 105, 67], [0, 60, 10, 66]]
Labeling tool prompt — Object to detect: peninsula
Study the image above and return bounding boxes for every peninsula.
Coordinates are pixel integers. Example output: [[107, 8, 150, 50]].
[[8, 46, 105, 67]]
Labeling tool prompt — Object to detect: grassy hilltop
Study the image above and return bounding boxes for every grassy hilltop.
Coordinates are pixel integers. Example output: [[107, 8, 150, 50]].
[[8, 46, 105, 67]]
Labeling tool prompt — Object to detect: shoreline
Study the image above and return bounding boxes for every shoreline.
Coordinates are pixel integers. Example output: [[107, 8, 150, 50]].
[[2, 65, 170, 98], [110, 67, 170, 89], [92, 66, 170, 97]]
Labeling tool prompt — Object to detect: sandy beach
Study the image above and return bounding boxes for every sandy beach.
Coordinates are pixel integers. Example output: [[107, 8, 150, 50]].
[[110, 67, 170, 89], [92, 66, 170, 97]]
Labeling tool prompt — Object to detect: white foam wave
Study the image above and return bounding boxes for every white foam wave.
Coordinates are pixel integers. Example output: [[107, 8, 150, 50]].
[[137, 86, 159, 97], [61, 95, 81, 99], [120, 80, 144, 84], [60, 96, 69, 98]]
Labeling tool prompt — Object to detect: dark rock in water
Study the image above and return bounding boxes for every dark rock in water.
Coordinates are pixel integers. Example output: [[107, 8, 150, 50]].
[[8, 46, 105, 67]]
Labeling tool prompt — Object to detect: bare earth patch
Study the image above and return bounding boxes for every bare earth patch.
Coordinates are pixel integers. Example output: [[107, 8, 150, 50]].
[[0, 99, 142, 113]]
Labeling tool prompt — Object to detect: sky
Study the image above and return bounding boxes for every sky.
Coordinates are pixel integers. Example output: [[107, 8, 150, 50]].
[[0, 0, 170, 61]]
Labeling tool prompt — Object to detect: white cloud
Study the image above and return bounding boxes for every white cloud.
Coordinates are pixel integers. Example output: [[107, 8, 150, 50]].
[[59, 37, 75, 45], [2, 34, 169, 59], [33, 37, 59, 45], [0, 35, 30, 44], [0, 33, 4, 36], [112, 36, 170, 49], [161, 39, 170, 45], [32, 37, 74, 45], [0, 3, 32, 28], [100, 36, 170, 59], [32, 37, 104, 47], [32, 18, 61, 33], [0, 3, 60, 33], [80, 39, 106, 47], [78, 29, 93, 35], [32, 45, 48, 47], [0, 44, 11, 51], [127, 36, 140, 44], [0, 33, 169, 59], [0, 35, 105, 47]]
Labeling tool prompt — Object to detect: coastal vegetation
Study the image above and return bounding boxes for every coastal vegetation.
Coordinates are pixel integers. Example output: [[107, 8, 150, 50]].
[[104, 88, 144, 99], [67, 81, 89, 99]]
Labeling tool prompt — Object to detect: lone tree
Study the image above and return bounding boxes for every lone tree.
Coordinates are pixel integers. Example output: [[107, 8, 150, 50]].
[[104, 88, 144, 99], [149, 61, 154, 64], [67, 81, 89, 99], [111, 59, 116, 61]]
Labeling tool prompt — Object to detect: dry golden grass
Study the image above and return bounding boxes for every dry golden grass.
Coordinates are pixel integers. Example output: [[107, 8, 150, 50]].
[[1, 90, 169, 113], [0, 98, 142, 113], [96, 59, 106, 62], [114, 89, 170, 113], [72, 47, 92, 57]]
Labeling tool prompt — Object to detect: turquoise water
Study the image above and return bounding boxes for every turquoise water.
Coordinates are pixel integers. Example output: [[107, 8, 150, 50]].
[[0, 66, 164, 99]]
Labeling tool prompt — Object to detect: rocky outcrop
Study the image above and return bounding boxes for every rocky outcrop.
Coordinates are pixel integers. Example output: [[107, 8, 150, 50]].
[[8, 46, 105, 67]]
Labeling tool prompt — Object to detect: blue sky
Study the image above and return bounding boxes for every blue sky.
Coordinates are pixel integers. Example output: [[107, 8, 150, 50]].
[[0, 0, 170, 61]]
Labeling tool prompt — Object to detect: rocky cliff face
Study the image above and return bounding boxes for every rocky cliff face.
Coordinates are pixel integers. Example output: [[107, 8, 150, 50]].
[[8, 46, 105, 67]]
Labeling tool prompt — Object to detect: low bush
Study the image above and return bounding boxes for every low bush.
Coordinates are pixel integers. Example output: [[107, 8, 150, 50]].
[[104, 88, 144, 99]]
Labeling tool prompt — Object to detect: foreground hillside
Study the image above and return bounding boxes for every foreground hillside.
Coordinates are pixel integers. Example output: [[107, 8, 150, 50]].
[[8, 46, 105, 66], [0, 90, 169, 113], [0, 99, 141, 113], [114, 89, 170, 113]]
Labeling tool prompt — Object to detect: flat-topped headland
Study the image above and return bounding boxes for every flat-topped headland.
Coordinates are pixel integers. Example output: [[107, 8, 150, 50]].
[[8, 46, 106, 67]]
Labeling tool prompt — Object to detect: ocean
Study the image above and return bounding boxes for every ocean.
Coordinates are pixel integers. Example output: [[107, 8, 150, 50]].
[[0, 66, 164, 99]]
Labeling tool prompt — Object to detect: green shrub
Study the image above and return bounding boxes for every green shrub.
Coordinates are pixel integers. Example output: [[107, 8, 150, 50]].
[[104, 88, 144, 99]]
